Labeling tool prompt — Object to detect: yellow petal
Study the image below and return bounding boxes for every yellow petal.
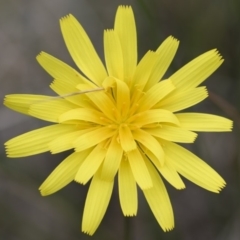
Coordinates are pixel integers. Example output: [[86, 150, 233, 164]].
[[5, 124, 78, 157], [75, 142, 107, 184], [118, 159, 137, 216], [127, 148, 152, 189], [36, 52, 89, 86], [131, 51, 158, 90], [141, 145, 162, 171], [155, 86, 208, 112], [4, 94, 50, 115], [145, 36, 179, 90], [176, 113, 233, 131], [143, 159, 174, 231], [170, 49, 223, 90], [60, 14, 107, 84], [129, 109, 180, 126], [158, 158, 185, 190], [102, 76, 115, 89], [101, 77, 130, 120], [49, 128, 96, 153], [74, 127, 115, 152], [100, 135, 123, 181], [114, 6, 137, 82], [50, 79, 95, 108], [83, 90, 116, 122], [137, 79, 175, 112], [119, 124, 136, 152], [145, 125, 197, 143], [104, 30, 123, 79], [132, 129, 164, 166], [115, 78, 130, 118], [39, 150, 92, 196], [82, 168, 114, 235], [29, 98, 78, 122], [59, 108, 107, 125], [163, 141, 226, 192]]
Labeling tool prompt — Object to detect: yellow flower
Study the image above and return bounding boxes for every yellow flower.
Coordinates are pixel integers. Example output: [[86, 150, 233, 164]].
[[5, 5, 232, 235]]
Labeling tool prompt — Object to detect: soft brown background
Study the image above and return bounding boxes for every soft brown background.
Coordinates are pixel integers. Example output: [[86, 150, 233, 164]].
[[0, 0, 239, 239]]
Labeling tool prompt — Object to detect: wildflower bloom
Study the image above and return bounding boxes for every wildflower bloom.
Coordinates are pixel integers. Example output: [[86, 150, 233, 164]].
[[5, 5, 232, 235]]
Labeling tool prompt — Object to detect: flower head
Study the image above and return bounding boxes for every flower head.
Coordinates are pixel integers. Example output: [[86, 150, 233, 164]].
[[5, 6, 232, 235]]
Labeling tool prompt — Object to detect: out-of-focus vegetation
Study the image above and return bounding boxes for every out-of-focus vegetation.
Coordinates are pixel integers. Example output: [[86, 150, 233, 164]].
[[0, 0, 239, 239]]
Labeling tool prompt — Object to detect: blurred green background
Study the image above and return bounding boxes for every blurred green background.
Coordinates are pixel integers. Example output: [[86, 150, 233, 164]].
[[0, 0, 239, 239]]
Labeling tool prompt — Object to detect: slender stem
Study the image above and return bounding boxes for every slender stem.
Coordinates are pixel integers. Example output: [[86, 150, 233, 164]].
[[124, 217, 132, 240]]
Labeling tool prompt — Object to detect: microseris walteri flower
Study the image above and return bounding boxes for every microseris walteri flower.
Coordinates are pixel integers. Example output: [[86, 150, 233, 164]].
[[4, 5, 232, 235]]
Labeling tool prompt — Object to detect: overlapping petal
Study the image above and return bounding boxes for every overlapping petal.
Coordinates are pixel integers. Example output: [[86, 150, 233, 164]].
[[131, 51, 158, 91], [82, 168, 114, 235], [29, 98, 78, 122], [145, 125, 197, 143], [82, 89, 117, 122], [119, 124, 136, 152], [74, 127, 115, 152], [39, 150, 92, 196], [132, 129, 164, 166], [5, 124, 78, 157], [145, 36, 179, 90], [114, 6, 137, 82], [59, 108, 107, 125], [50, 79, 96, 108], [163, 140, 226, 192], [143, 159, 174, 231], [49, 128, 96, 153], [4, 94, 50, 115], [115, 78, 130, 118], [158, 158, 185, 190], [176, 113, 233, 131], [100, 135, 123, 181], [60, 15, 107, 84], [104, 30, 123, 79], [169, 49, 223, 90], [75, 142, 107, 184], [129, 109, 180, 126], [36, 52, 89, 86], [127, 148, 152, 189], [137, 79, 175, 112], [118, 158, 138, 216], [155, 86, 208, 112]]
